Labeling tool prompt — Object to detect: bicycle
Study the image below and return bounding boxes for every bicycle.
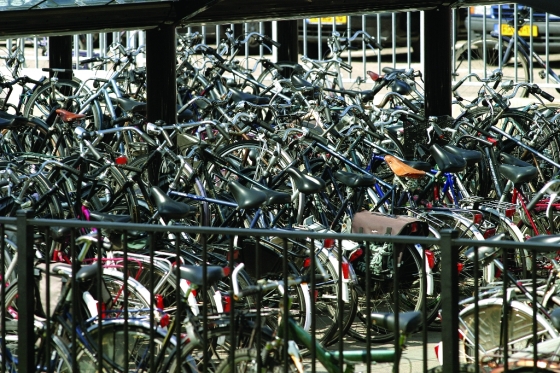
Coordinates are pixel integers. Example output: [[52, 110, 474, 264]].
[[214, 262, 422, 373], [453, 5, 560, 101]]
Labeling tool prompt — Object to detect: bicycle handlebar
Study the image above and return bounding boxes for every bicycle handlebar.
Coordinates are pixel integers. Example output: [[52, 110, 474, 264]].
[[232, 257, 329, 300]]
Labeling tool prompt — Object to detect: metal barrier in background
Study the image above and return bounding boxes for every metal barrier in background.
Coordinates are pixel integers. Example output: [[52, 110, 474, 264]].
[[2, 4, 559, 93]]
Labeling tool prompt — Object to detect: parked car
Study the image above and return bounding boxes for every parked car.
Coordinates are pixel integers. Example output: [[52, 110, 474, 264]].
[[467, 4, 560, 53]]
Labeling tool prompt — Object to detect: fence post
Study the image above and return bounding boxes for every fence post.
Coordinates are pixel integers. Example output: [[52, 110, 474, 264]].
[[440, 228, 459, 372], [17, 209, 35, 373]]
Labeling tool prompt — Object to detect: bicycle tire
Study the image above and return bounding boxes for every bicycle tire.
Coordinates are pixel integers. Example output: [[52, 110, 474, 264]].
[[0, 115, 65, 157], [164, 324, 275, 373], [257, 61, 299, 85], [53, 153, 141, 222], [23, 78, 103, 131], [346, 242, 425, 343], [36, 335, 74, 373], [427, 364, 483, 373], [213, 347, 299, 373], [459, 298, 558, 363], [85, 319, 182, 372], [454, 38, 530, 100]]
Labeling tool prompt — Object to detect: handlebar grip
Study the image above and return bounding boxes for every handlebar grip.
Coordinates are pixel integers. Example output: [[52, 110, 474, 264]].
[[80, 57, 102, 65], [204, 124, 215, 142], [406, 112, 425, 122], [215, 123, 231, 141], [340, 60, 353, 72], [0, 180, 9, 187], [235, 286, 262, 299], [307, 131, 329, 146], [255, 120, 275, 133], [205, 47, 225, 63], [540, 90, 555, 102], [452, 79, 464, 93], [400, 97, 420, 113], [492, 79, 500, 90], [264, 36, 281, 48], [490, 91, 508, 110], [42, 67, 74, 74]]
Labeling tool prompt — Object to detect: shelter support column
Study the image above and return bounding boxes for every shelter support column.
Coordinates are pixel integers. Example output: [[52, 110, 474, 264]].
[[48, 35, 72, 80], [423, 6, 452, 117], [146, 24, 177, 125]]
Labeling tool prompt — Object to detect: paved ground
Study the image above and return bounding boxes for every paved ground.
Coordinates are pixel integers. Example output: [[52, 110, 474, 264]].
[[303, 329, 442, 372]]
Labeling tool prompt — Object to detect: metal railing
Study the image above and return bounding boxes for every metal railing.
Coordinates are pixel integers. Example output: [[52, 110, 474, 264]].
[[3, 4, 559, 93], [0, 211, 556, 372]]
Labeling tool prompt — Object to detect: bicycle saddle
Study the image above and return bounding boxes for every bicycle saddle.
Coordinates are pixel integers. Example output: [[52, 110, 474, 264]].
[[251, 184, 291, 206], [334, 170, 376, 187], [441, 144, 482, 166], [229, 88, 270, 105], [498, 164, 538, 185], [291, 75, 313, 88], [402, 159, 432, 172], [285, 167, 326, 194], [499, 152, 533, 168], [150, 186, 197, 220], [429, 143, 466, 173], [384, 155, 426, 179], [75, 262, 101, 282], [179, 265, 224, 287], [525, 235, 560, 253], [228, 180, 267, 209], [464, 233, 506, 266], [369, 311, 422, 334], [382, 67, 406, 75], [88, 211, 132, 223], [55, 108, 85, 123], [111, 96, 146, 114]]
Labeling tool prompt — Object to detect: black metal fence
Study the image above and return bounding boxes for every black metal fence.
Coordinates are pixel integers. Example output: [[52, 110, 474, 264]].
[[0, 211, 555, 372]]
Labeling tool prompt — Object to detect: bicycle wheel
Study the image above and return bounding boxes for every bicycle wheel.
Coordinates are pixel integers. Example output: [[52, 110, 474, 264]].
[[346, 242, 425, 343], [36, 335, 74, 373], [212, 347, 299, 373], [53, 154, 141, 222], [23, 78, 103, 131], [459, 298, 558, 363], [165, 324, 275, 373], [85, 320, 183, 372], [0, 115, 65, 157], [302, 248, 358, 346], [454, 38, 530, 100], [257, 61, 299, 85], [127, 152, 209, 240]]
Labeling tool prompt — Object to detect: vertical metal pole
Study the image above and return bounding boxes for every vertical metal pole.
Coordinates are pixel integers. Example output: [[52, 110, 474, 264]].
[[440, 229, 459, 373], [17, 209, 35, 373], [146, 24, 177, 125], [49, 35, 73, 80], [423, 6, 452, 118]]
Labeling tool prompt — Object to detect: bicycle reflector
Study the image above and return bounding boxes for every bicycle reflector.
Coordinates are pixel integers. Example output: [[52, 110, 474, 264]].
[[505, 207, 516, 218], [367, 71, 380, 81], [341, 262, 350, 279], [115, 155, 128, 165], [483, 227, 496, 239], [473, 213, 483, 225], [324, 238, 335, 248]]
